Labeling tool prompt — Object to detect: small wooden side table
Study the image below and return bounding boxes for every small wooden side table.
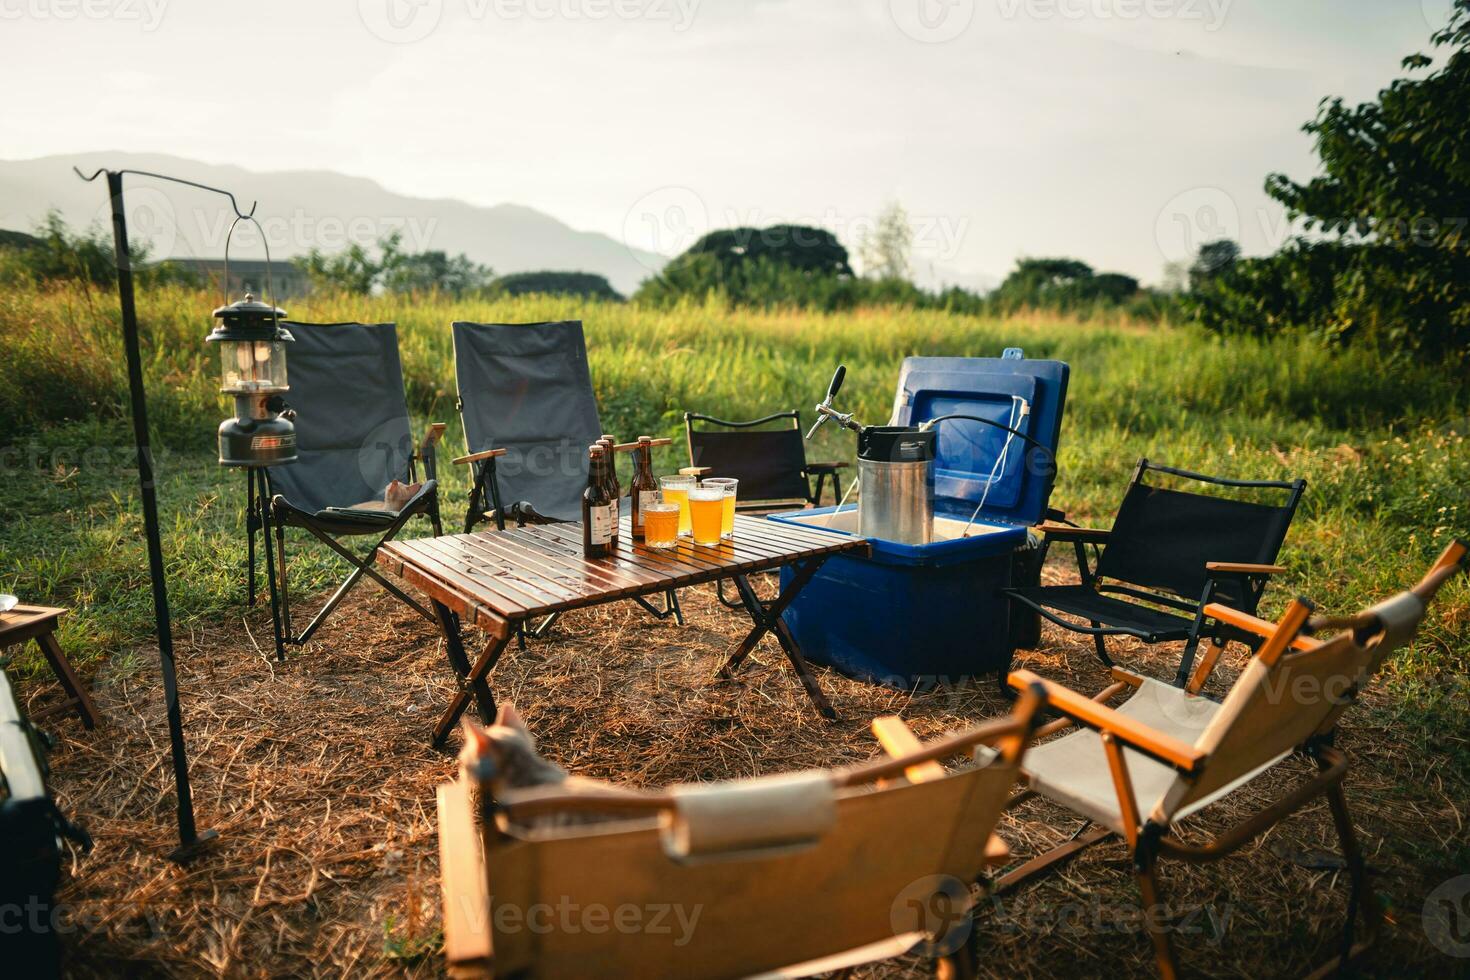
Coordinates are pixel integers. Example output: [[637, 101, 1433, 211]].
[[0, 604, 101, 729]]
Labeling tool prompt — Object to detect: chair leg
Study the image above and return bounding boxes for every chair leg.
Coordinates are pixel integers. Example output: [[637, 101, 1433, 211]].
[[1314, 781, 1381, 976], [1173, 631, 1202, 688], [1091, 628, 1115, 668], [245, 471, 258, 608], [260, 502, 288, 662], [1133, 855, 1181, 980]]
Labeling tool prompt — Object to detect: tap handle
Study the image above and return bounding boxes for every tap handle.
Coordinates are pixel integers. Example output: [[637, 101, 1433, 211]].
[[826, 365, 846, 403]]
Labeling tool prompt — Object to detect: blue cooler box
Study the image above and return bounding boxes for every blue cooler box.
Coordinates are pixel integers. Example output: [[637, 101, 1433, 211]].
[[769, 351, 1069, 687]]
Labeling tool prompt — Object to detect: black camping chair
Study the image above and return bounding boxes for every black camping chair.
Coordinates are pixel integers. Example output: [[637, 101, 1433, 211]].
[[684, 410, 848, 509], [684, 410, 848, 609], [1004, 459, 1306, 686], [248, 321, 446, 660], [452, 320, 681, 637]]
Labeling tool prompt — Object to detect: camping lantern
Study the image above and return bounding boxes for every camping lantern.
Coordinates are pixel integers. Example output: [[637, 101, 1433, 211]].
[[207, 293, 297, 467]]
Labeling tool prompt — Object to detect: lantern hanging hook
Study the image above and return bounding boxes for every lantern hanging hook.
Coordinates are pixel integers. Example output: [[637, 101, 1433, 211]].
[[73, 165, 276, 316]]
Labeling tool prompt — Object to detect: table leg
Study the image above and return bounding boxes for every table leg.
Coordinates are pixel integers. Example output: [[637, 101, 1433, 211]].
[[432, 600, 472, 678], [434, 631, 510, 749], [34, 631, 102, 730], [721, 559, 837, 720]]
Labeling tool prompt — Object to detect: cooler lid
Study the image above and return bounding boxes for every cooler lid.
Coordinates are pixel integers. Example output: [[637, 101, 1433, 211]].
[[889, 350, 1070, 527]]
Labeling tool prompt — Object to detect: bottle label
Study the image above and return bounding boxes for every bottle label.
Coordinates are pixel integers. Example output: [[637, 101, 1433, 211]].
[[589, 504, 613, 544], [638, 490, 658, 513]]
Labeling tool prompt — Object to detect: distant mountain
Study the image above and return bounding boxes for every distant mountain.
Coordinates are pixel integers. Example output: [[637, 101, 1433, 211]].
[[0, 152, 665, 295]]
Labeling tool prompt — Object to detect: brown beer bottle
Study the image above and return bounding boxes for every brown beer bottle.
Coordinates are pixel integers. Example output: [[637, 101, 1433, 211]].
[[600, 435, 620, 548], [629, 435, 658, 539], [582, 445, 613, 559]]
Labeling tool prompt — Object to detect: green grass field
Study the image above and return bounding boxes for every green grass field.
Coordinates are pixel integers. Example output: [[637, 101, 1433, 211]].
[[3, 281, 1468, 852]]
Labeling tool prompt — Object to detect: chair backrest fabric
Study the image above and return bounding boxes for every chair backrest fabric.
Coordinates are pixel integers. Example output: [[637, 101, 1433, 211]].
[[476, 757, 1020, 979], [453, 321, 602, 522], [1095, 465, 1301, 607], [1155, 589, 1429, 822], [268, 321, 413, 513]]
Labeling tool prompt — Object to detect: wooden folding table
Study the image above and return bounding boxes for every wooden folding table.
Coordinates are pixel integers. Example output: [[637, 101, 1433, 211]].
[[0, 604, 102, 729], [379, 515, 869, 747]]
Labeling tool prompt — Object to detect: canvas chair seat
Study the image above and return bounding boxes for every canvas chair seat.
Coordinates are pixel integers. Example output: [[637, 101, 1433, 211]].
[[1021, 677, 1284, 834], [271, 482, 436, 534], [1008, 585, 1195, 642]]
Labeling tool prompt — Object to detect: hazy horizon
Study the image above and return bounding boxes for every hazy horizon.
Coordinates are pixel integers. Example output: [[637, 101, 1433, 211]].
[[1, 0, 1452, 286]]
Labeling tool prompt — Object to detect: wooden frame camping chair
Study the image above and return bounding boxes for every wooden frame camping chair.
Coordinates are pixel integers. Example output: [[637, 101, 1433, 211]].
[[1005, 459, 1306, 686], [250, 321, 447, 661], [996, 540, 1466, 979], [451, 320, 682, 639], [437, 688, 1050, 980]]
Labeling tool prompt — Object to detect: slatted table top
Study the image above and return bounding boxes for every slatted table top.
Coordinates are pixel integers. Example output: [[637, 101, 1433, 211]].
[[379, 515, 868, 628], [0, 604, 67, 647]]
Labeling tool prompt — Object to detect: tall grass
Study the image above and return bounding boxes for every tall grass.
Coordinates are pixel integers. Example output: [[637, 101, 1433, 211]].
[[1, 280, 1466, 687]]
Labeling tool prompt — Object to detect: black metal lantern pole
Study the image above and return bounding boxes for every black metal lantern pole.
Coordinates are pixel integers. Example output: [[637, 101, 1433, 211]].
[[73, 166, 262, 861]]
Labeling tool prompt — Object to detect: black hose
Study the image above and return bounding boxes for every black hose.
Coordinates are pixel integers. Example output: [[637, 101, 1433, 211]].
[[920, 413, 1057, 469]]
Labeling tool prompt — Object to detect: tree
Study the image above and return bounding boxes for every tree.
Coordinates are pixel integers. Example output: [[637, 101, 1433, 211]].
[[294, 231, 493, 296], [1187, 239, 1240, 291], [858, 201, 913, 280], [633, 224, 855, 308], [1193, 1, 1470, 359], [492, 271, 622, 301], [0, 211, 197, 288]]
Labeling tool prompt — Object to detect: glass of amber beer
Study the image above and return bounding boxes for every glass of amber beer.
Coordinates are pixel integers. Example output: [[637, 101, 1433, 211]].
[[701, 477, 738, 538], [659, 475, 695, 536], [687, 485, 724, 546], [643, 501, 680, 549]]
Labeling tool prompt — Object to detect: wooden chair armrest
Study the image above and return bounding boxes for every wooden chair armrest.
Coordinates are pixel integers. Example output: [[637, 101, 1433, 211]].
[[1109, 667, 1146, 688], [1008, 670, 1205, 773], [871, 716, 946, 783], [419, 422, 447, 452], [453, 448, 510, 466], [680, 466, 711, 477], [805, 461, 850, 471], [1204, 603, 1319, 652], [1205, 561, 1286, 575], [437, 779, 493, 974], [1035, 520, 1110, 541]]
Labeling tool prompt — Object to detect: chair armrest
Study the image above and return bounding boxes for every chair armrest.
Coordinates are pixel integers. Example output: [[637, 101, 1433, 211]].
[[871, 716, 946, 783], [1205, 561, 1286, 575], [680, 466, 711, 477], [1035, 520, 1110, 542], [419, 422, 447, 453], [1008, 670, 1205, 773], [805, 461, 849, 472], [453, 447, 510, 466], [1204, 603, 1319, 652]]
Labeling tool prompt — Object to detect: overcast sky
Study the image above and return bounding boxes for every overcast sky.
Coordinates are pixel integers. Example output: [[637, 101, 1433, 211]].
[[0, 0, 1450, 285]]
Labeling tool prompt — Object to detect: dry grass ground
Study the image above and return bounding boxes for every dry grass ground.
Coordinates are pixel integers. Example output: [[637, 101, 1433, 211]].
[[17, 558, 1467, 978]]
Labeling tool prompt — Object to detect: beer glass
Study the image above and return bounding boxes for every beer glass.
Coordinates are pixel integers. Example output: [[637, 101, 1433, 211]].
[[687, 485, 724, 546], [643, 501, 680, 549], [659, 475, 695, 536], [702, 477, 738, 538]]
